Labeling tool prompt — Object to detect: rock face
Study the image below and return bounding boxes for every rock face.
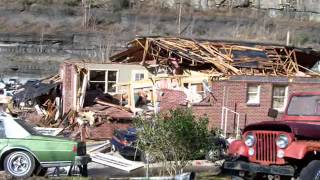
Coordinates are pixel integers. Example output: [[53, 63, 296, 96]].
[[0, 0, 320, 79], [140, 0, 320, 12], [0, 32, 118, 80]]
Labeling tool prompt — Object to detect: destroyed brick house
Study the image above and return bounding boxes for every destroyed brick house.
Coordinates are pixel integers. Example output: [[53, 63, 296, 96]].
[[108, 37, 320, 137], [60, 61, 149, 139]]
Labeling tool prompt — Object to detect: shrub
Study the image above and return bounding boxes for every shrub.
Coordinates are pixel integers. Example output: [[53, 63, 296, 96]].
[[134, 108, 220, 175]]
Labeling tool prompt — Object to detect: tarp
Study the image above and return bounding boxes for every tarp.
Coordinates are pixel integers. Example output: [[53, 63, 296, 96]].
[[13, 81, 59, 103]]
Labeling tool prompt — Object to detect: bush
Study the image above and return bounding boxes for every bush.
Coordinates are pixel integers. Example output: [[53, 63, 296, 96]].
[[134, 108, 220, 175]]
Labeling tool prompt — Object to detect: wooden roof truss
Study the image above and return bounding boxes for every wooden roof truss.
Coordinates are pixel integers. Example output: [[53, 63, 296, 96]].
[[111, 37, 320, 77]]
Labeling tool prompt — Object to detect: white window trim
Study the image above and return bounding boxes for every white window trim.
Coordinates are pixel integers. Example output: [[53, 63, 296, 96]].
[[88, 69, 119, 94], [247, 85, 261, 105], [106, 70, 119, 94], [272, 86, 288, 112]]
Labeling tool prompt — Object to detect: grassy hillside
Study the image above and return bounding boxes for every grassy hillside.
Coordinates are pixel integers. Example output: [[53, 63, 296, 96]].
[[0, 0, 319, 51]]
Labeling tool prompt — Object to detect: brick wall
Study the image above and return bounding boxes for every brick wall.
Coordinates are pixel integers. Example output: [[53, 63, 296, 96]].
[[61, 63, 78, 114], [193, 78, 320, 134], [158, 89, 187, 112]]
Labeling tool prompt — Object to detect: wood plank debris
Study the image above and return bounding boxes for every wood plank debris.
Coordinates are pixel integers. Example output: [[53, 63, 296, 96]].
[[90, 153, 144, 172], [94, 98, 131, 112], [111, 37, 320, 77], [87, 140, 111, 154], [88, 141, 143, 172]]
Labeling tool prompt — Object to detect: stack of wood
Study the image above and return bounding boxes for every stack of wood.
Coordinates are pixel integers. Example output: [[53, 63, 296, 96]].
[[36, 99, 74, 128]]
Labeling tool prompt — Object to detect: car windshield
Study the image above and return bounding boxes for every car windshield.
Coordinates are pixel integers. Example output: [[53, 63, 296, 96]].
[[13, 118, 40, 135], [287, 95, 320, 116]]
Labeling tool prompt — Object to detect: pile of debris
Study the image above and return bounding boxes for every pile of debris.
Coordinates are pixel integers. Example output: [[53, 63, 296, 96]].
[[59, 62, 134, 140], [12, 74, 63, 126], [10, 70, 133, 141], [111, 37, 320, 77]]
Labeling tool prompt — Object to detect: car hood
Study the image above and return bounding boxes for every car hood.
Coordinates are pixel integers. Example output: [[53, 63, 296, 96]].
[[244, 121, 320, 140], [26, 135, 77, 144]]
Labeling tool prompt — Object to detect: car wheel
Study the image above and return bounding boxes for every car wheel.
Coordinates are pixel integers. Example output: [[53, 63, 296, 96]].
[[300, 160, 320, 180], [4, 151, 35, 178]]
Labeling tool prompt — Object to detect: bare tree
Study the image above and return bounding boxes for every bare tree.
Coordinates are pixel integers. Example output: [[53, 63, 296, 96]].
[[82, 0, 92, 29]]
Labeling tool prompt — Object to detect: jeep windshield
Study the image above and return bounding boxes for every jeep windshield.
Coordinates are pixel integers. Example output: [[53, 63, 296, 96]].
[[287, 95, 320, 116]]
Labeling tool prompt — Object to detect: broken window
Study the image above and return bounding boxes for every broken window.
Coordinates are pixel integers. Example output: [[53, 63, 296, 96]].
[[183, 83, 205, 103], [272, 85, 288, 112], [89, 70, 118, 93], [247, 84, 260, 105], [89, 70, 106, 92], [190, 83, 205, 98], [107, 70, 118, 93], [90, 71, 105, 81]]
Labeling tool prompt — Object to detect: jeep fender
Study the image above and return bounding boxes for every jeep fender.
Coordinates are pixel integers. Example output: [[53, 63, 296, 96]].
[[284, 141, 320, 159], [228, 140, 248, 158]]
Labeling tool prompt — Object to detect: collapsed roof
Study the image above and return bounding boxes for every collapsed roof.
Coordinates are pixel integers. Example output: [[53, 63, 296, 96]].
[[111, 37, 320, 77], [14, 74, 61, 103]]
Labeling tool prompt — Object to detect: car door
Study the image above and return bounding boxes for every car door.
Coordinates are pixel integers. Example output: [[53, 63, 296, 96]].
[[0, 120, 8, 151]]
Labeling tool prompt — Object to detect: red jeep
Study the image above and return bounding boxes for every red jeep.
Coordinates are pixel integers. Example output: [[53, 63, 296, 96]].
[[224, 92, 320, 179]]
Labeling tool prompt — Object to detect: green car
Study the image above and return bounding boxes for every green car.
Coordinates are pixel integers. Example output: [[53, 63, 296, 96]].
[[0, 113, 90, 178]]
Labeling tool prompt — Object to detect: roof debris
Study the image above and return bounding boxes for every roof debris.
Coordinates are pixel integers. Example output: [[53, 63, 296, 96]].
[[111, 37, 320, 77]]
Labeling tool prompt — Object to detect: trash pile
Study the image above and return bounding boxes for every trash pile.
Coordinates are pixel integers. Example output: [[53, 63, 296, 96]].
[[12, 75, 63, 126]]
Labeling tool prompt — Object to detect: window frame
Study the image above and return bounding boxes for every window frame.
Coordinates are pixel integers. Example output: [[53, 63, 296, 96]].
[[246, 84, 261, 105], [106, 70, 119, 93], [272, 85, 288, 112], [183, 82, 206, 100], [88, 69, 119, 94], [132, 70, 146, 82]]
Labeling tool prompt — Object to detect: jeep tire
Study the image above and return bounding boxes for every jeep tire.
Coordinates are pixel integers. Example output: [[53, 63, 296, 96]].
[[299, 160, 320, 180], [4, 151, 35, 178]]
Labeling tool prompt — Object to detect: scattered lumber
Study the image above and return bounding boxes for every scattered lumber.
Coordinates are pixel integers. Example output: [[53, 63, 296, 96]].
[[94, 98, 131, 112], [90, 153, 144, 172], [111, 37, 320, 77], [87, 140, 111, 154]]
